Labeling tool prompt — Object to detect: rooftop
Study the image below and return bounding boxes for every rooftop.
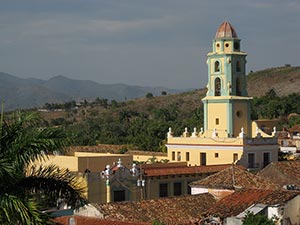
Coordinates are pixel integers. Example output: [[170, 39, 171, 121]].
[[53, 216, 150, 225], [215, 21, 238, 39], [258, 161, 300, 187], [97, 193, 216, 225], [142, 164, 237, 177], [204, 189, 299, 218], [190, 165, 280, 190]]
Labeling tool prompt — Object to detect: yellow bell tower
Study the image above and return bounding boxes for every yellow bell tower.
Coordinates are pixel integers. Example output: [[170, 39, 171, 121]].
[[202, 22, 252, 138]]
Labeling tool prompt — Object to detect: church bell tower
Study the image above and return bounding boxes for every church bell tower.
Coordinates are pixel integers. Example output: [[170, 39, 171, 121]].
[[202, 22, 252, 137]]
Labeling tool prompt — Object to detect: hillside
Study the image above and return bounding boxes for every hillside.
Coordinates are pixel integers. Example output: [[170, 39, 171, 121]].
[[35, 66, 300, 151], [0, 73, 181, 111], [40, 65, 300, 125], [247, 66, 300, 97]]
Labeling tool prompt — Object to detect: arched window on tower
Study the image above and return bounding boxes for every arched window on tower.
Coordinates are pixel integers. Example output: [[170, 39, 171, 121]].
[[215, 78, 221, 96], [214, 61, 220, 72], [236, 78, 242, 96], [236, 61, 241, 72]]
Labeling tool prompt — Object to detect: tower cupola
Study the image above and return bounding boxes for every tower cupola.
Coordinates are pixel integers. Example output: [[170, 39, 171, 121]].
[[215, 21, 238, 39]]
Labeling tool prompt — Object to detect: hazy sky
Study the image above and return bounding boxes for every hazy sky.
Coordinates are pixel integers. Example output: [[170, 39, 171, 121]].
[[0, 0, 299, 89]]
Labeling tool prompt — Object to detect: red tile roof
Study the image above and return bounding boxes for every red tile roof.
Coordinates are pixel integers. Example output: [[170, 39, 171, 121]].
[[190, 165, 280, 190], [97, 193, 216, 225], [258, 161, 300, 187], [204, 189, 299, 218], [142, 164, 238, 177], [53, 216, 150, 225], [215, 21, 238, 39]]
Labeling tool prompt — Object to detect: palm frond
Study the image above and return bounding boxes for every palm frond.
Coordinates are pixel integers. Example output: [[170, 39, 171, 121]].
[[21, 165, 87, 209], [0, 113, 66, 170], [0, 193, 51, 225], [0, 158, 17, 189]]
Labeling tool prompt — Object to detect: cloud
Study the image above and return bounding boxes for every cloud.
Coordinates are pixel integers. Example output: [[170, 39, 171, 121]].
[[0, 0, 299, 89]]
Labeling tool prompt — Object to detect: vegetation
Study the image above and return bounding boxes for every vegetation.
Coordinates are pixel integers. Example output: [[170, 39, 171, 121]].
[[252, 89, 300, 129], [35, 66, 300, 151], [34, 87, 300, 151], [242, 212, 276, 225], [146, 92, 154, 98], [0, 112, 86, 224]]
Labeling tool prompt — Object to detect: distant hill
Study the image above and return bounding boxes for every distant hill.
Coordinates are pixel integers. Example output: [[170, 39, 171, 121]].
[[1, 66, 300, 111], [247, 66, 300, 97], [0, 73, 182, 111]]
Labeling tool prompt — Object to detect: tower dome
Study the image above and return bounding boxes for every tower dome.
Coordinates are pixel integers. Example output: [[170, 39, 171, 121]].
[[215, 21, 238, 39]]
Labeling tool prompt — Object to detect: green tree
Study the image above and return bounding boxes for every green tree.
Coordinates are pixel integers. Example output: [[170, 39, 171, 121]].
[[0, 113, 86, 224], [242, 212, 276, 225], [146, 92, 154, 98], [152, 219, 166, 225]]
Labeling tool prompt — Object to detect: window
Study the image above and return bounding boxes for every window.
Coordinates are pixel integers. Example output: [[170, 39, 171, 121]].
[[159, 183, 168, 197], [248, 153, 255, 168], [177, 152, 181, 161], [113, 190, 125, 202], [263, 152, 270, 168], [173, 182, 182, 196], [200, 153, 206, 166], [225, 43, 229, 48], [214, 61, 220, 72], [234, 42, 240, 51], [215, 78, 221, 96], [233, 153, 238, 163], [236, 61, 241, 72], [186, 152, 190, 161], [216, 118, 219, 125], [172, 151, 175, 161], [215, 153, 219, 158]]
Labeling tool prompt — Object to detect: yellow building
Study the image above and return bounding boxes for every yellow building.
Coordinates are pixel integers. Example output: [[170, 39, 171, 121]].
[[33, 152, 138, 203], [167, 22, 279, 169]]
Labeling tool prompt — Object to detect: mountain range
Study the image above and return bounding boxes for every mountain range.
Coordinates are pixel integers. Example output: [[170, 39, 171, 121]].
[[1, 66, 300, 111], [0, 73, 182, 111]]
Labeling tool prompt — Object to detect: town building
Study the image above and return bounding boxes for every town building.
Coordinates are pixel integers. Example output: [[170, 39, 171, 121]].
[[167, 21, 279, 169], [33, 152, 136, 203], [96, 192, 216, 225], [203, 189, 300, 225], [189, 165, 280, 200], [258, 161, 300, 190], [141, 163, 235, 200]]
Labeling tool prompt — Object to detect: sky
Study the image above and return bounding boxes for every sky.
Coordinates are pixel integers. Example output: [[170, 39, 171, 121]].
[[0, 0, 299, 90]]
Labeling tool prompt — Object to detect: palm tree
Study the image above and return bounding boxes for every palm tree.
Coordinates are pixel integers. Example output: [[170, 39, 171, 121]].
[[0, 112, 87, 224]]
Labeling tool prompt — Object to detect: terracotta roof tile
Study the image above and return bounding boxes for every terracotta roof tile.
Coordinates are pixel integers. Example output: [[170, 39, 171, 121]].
[[190, 165, 280, 190], [258, 161, 300, 187], [96, 193, 216, 225], [143, 164, 238, 177], [204, 189, 299, 218], [53, 216, 150, 225], [215, 21, 238, 39]]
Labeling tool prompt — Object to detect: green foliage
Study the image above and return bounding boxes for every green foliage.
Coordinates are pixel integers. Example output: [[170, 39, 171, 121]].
[[0, 112, 86, 224], [152, 219, 166, 225], [50, 117, 67, 126], [161, 91, 167, 96], [242, 212, 276, 225], [252, 90, 300, 122], [39, 87, 300, 152], [146, 92, 154, 98], [119, 146, 128, 154], [44, 101, 76, 110]]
